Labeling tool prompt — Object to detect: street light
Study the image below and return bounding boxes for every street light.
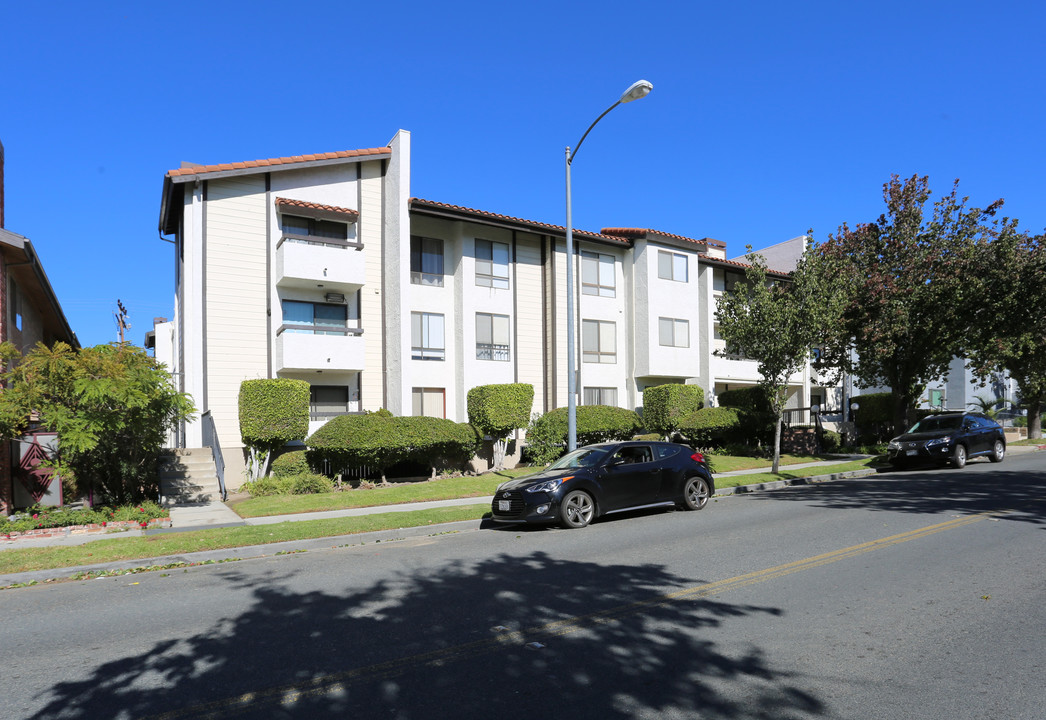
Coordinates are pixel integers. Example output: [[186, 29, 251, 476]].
[[564, 79, 653, 451]]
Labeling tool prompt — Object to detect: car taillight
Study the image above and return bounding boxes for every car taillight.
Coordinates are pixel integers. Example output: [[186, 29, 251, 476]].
[[691, 452, 705, 464]]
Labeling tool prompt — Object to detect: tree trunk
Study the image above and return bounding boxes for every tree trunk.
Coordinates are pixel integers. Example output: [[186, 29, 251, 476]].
[[492, 438, 507, 472], [1028, 395, 1043, 440], [772, 413, 782, 475]]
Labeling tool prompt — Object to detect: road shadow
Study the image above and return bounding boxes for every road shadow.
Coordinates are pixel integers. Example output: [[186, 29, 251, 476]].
[[32, 551, 824, 719], [759, 457, 1046, 525]]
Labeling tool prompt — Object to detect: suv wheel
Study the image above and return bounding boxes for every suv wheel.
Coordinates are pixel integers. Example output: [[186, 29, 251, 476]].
[[990, 439, 1005, 463], [951, 444, 967, 469]]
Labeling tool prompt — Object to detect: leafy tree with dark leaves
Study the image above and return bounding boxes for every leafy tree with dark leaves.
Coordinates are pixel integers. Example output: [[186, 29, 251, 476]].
[[814, 175, 1002, 435], [967, 226, 1046, 439]]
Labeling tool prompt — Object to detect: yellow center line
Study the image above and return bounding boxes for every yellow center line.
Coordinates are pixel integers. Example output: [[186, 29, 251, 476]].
[[149, 511, 999, 719]]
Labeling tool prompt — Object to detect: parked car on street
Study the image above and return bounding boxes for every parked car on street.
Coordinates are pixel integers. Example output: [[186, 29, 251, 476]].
[[490, 441, 714, 529], [887, 412, 1005, 469]]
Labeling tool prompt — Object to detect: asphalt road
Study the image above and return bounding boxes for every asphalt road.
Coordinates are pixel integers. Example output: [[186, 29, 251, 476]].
[[3, 452, 1044, 720]]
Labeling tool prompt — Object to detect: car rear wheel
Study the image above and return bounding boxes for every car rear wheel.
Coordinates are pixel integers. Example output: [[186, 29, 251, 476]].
[[559, 490, 595, 529], [951, 444, 967, 469], [990, 440, 1005, 463], [680, 476, 711, 511]]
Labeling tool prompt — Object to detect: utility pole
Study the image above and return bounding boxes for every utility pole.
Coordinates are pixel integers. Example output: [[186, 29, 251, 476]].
[[114, 299, 131, 344]]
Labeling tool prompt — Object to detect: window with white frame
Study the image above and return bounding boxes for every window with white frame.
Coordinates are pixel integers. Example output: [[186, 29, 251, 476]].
[[476, 313, 510, 361], [582, 319, 616, 363], [411, 312, 445, 360], [475, 239, 510, 289], [659, 317, 690, 348], [657, 250, 688, 282], [412, 387, 446, 418], [410, 236, 444, 286], [583, 387, 618, 406], [282, 300, 348, 335], [581, 250, 615, 297]]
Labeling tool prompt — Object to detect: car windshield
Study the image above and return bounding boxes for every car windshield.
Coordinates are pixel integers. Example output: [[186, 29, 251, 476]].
[[909, 416, 963, 433], [547, 446, 610, 470]]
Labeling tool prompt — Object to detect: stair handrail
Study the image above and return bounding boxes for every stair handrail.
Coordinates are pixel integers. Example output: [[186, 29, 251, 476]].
[[201, 411, 228, 501]]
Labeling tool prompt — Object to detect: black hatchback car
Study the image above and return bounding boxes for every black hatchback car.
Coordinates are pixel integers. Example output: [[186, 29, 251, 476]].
[[887, 412, 1005, 469], [490, 441, 714, 529]]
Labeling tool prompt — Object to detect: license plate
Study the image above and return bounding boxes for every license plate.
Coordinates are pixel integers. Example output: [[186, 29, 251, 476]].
[[498, 500, 511, 511], [906, 450, 917, 456]]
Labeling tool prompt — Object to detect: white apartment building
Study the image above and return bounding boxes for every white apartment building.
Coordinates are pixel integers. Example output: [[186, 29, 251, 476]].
[[158, 130, 813, 484]]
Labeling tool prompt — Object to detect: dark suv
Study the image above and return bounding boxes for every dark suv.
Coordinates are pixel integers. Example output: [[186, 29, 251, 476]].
[[887, 412, 1005, 469]]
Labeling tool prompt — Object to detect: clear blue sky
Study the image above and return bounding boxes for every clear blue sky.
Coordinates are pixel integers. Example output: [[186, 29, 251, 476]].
[[3, 1, 1043, 348]]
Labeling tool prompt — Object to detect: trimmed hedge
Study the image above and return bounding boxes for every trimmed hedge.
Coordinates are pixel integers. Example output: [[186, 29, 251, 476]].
[[467, 383, 534, 439], [850, 392, 892, 425], [307, 412, 480, 480], [717, 386, 773, 413], [239, 379, 310, 446], [716, 386, 775, 446], [525, 405, 642, 466], [676, 407, 743, 448], [643, 384, 705, 437], [271, 450, 312, 477]]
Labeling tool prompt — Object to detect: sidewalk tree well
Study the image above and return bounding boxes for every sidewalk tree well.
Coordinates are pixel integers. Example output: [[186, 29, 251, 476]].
[[814, 174, 1003, 436], [642, 384, 704, 439], [966, 226, 1046, 438], [0, 342, 195, 506], [238, 379, 310, 482], [466, 383, 534, 471], [715, 248, 843, 474]]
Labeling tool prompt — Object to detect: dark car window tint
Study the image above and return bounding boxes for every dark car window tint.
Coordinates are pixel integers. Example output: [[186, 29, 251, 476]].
[[913, 416, 962, 432], [613, 446, 653, 464], [656, 445, 681, 459]]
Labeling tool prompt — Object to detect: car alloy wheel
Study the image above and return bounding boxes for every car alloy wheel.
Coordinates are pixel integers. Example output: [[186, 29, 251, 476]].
[[990, 440, 1005, 463], [951, 444, 967, 469], [559, 490, 595, 529], [681, 476, 711, 511]]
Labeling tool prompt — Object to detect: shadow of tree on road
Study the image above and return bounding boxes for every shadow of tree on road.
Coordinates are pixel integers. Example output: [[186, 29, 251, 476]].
[[33, 551, 824, 719], [758, 459, 1046, 525]]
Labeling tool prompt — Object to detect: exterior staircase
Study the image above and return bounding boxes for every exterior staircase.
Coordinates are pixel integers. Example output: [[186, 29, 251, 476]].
[[159, 448, 221, 505]]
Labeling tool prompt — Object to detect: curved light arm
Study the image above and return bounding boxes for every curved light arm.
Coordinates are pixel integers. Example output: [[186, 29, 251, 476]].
[[568, 80, 652, 165]]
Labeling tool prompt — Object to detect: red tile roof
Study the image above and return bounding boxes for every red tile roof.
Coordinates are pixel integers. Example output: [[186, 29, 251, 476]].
[[166, 147, 390, 178], [601, 227, 727, 249], [410, 198, 631, 244], [274, 197, 359, 220]]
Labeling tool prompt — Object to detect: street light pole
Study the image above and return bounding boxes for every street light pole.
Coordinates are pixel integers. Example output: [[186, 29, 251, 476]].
[[564, 79, 652, 452]]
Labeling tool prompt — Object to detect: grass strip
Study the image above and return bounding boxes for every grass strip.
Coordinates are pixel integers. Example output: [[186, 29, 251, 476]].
[[0, 505, 490, 578], [714, 459, 879, 488], [230, 470, 534, 518]]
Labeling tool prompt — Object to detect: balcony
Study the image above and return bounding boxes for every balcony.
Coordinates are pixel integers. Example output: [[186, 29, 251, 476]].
[[276, 326, 365, 373], [276, 235, 365, 292]]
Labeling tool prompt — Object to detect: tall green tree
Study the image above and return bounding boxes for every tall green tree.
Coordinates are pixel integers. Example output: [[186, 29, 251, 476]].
[[0, 342, 196, 505], [467, 383, 533, 471], [239, 379, 310, 482], [814, 175, 1002, 435], [967, 226, 1046, 438], [715, 249, 842, 473]]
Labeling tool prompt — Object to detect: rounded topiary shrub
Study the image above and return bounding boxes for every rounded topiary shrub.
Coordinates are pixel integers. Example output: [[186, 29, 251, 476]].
[[820, 430, 842, 453], [643, 384, 705, 437], [525, 405, 642, 465], [271, 450, 311, 477]]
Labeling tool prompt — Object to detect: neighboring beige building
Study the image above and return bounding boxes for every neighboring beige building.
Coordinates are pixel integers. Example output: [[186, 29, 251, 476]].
[[158, 130, 814, 487]]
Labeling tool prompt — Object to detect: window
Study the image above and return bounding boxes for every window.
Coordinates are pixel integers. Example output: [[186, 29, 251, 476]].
[[583, 387, 618, 406], [9, 278, 21, 332], [411, 312, 445, 360], [657, 250, 688, 282], [659, 317, 689, 348], [475, 239, 510, 289], [282, 214, 348, 244], [413, 388, 446, 418], [929, 389, 944, 408], [411, 236, 444, 286], [476, 313, 510, 361], [610, 445, 653, 465], [582, 320, 616, 363], [282, 300, 347, 335], [581, 251, 615, 297], [310, 385, 349, 419]]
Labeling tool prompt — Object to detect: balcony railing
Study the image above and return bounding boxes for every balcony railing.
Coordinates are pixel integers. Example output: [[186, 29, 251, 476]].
[[476, 343, 510, 361]]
